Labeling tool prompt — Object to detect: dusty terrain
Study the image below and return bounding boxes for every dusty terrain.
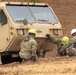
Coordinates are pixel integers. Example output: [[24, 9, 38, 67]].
[[1, 0, 76, 75], [1, 56, 76, 75]]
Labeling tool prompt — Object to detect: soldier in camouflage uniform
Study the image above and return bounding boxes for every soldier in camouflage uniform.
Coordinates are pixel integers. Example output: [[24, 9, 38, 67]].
[[19, 29, 37, 62], [46, 34, 69, 56], [61, 29, 76, 56]]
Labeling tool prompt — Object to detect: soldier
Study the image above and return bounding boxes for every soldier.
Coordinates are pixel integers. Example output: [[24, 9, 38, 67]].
[[61, 29, 76, 56], [19, 29, 37, 62], [46, 34, 69, 56]]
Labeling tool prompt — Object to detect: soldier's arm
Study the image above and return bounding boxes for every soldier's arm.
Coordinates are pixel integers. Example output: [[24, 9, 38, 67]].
[[31, 40, 37, 56], [31, 40, 37, 61], [46, 34, 58, 44]]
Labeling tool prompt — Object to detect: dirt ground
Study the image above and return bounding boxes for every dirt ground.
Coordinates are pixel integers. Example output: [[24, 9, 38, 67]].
[[1, 56, 76, 75], [1, 0, 76, 75]]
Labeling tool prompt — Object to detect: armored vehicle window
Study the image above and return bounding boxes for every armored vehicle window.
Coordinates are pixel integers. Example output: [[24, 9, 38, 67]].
[[6, 5, 35, 23], [29, 6, 58, 24], [0, 10, 7, 25]]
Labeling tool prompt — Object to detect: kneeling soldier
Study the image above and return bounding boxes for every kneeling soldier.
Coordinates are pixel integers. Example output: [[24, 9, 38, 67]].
[[19, 29, 37, 62]]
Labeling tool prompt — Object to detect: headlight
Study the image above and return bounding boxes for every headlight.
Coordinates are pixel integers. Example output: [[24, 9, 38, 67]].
[[20, 30, 24, 35], [17, 29, 24, 35], [17, 29, 28, 35], [53, 29, 58, 35], [24, 29, 28, 34]]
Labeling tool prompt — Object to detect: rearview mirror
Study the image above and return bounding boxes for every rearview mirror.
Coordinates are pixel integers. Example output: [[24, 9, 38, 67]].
[[23, 18, 28, 25]]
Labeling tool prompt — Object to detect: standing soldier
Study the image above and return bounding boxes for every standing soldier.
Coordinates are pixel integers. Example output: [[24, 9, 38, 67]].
[[46, 34, 69, 56], [19, 29, 37, 62]]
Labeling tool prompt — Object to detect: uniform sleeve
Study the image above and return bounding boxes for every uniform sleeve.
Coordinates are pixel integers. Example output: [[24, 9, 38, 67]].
[[49, 36, 59, 44], [31, 40, 37, 56]]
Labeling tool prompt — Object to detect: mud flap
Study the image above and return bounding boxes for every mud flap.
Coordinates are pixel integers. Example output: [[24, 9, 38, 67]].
[[45, 45, 58, 58]]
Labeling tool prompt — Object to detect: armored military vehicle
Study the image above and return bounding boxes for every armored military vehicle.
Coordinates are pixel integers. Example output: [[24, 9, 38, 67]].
[[0, 1, 62, 64]]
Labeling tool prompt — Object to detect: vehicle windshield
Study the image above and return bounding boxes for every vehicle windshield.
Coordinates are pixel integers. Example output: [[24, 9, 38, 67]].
[[6, 5, 35, 23], [29, 6, 58, 24], [6, 5, 58, 24]]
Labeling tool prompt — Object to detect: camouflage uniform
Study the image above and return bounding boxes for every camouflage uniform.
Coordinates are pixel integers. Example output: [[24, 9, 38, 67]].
[[47, 35, 68, 56], [61, 36, 76, 56], [19, 35, 37, 60]]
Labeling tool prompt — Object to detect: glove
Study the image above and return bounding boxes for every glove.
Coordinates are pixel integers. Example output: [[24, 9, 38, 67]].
[[31, 56, 37, 62], [46, 34, 50, 38]]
